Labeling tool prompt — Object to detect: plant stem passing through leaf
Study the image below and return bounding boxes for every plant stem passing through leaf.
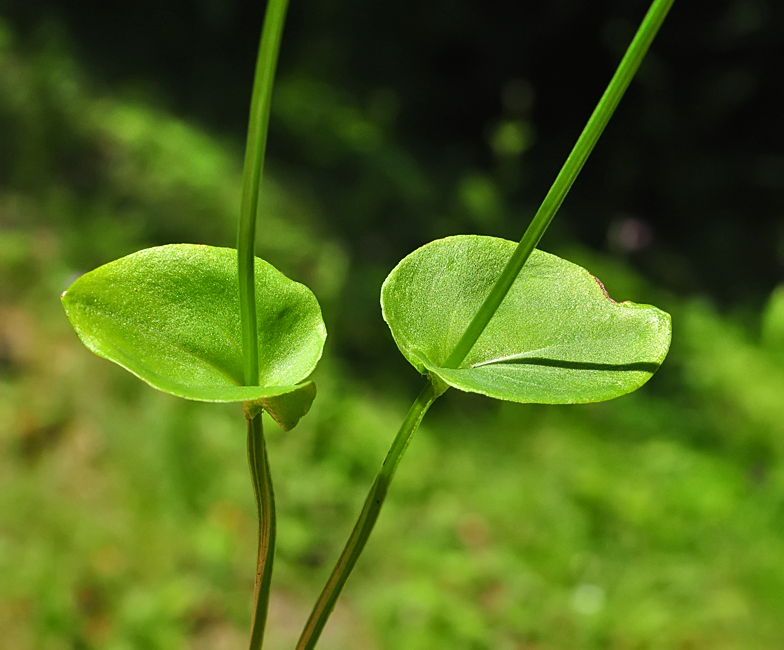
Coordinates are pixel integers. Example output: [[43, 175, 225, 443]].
[[237, 1, 290, 649], [295, 0, 676, 647], [443, 0, 676, 370]]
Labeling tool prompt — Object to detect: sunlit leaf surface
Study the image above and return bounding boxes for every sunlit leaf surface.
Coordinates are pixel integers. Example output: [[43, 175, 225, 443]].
[[382, 235, 671, 403], [62, 244, 326, 405]]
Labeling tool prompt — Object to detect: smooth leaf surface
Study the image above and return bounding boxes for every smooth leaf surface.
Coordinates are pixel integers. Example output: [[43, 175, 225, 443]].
[[62, 244, 326, 404], [381, 235, 671, 404]]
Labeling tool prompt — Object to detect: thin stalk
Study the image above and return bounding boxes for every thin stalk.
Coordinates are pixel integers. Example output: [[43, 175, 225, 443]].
[[238, 3, 290, 649], [295, 378, 446, 650], [247, 413, 276, 650], [238, 0, 291, 386], [443, 0, 675, 369], [295, 1, 674, 648]]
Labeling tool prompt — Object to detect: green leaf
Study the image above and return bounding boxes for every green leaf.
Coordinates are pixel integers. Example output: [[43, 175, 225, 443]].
[[381, 235, 671, 404], [62, 244, 326, 406]]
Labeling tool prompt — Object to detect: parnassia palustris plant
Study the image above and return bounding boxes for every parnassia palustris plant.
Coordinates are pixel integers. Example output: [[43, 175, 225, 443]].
[[61, 0, 316, 647], [62, 0, 676, 648]]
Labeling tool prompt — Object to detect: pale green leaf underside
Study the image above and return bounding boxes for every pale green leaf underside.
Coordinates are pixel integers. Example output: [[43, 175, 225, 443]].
[[381, 235, 672, 404], [62, 244, 326, 404], [244, 381, 317, 431]]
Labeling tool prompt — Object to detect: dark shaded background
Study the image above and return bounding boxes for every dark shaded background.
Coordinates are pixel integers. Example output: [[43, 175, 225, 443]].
[[3, 2, 784, 648], [5, 0, 783, 320]]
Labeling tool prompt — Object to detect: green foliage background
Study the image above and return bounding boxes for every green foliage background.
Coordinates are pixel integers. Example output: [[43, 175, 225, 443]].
[[1, 2, 784, 648]]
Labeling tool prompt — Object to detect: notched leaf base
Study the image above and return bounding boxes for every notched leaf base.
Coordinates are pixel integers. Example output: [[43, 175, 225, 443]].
[[244, 382, 317, 431]]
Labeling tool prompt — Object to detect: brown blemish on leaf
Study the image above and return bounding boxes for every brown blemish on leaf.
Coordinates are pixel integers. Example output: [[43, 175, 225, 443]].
[[593, 275, 617, 303]]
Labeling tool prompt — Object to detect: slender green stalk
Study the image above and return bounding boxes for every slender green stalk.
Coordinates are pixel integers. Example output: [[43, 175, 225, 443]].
[[295, 378, 446, 650], [238, 0, 291, 387], [443, 0, 675, 369], [247, 413, 276, 650], [237, 3, 290, 649], [296, 1, 674, 648]]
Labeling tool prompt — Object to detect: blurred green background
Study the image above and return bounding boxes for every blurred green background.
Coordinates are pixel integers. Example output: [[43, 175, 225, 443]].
[[2, 0, 784, 648]]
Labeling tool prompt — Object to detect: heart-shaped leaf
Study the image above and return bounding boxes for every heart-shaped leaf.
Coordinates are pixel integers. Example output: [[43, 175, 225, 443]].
[[381, 235, 671, 404], [62, 244, 326, 412]]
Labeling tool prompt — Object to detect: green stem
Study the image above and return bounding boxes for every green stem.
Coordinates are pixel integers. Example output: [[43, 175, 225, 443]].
[[238, 4, 289, 645], [238, 0, 291, 387], [295, 378, 446, 650], [247, 413, 276, 650], [443, 0, 675, 369], [296, 1, 674, 647]]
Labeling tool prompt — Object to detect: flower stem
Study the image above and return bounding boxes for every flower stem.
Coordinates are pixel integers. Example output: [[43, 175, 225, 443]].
[[295, 378, 446, 650], [443, 0, 675, 370], [238, 0, 291, 387], [247, 413, 276, 650], [295, 1, 675, 647], [237, 2, 290, 649]]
